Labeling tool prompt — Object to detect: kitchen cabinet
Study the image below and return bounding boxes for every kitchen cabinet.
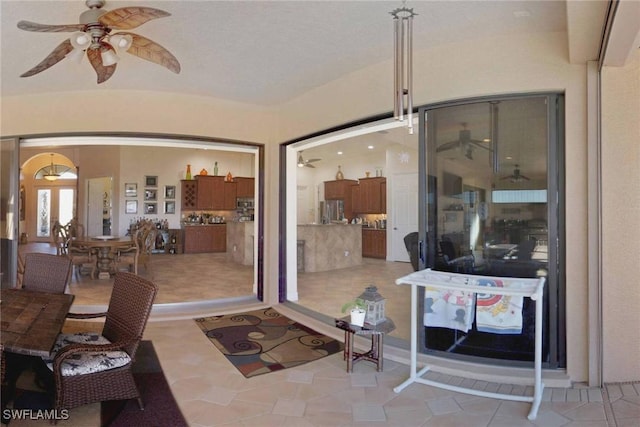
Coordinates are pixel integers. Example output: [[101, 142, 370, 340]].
[[362, 228, 386, 259], [324, 179, 357, 199], [196, 176, 225, 210], [355, 177, 386, 214], [224, 182, 237, 210], [235, 177, 255, 198], [183, 225, 226, 253], [325, 179, 357, 220], [181, 180, 197, 210]]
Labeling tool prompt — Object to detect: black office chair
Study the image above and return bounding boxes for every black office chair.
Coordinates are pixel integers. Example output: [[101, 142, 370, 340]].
[[516, 238, 537, 261], [403, 232, 420, 271], [438, 240, 475, 273]]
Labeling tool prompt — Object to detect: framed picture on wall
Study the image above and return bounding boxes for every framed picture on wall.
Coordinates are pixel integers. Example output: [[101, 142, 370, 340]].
[[144, 189, 157, 201], [125, 200, 138, 214], [144, 203, 157, 215], [164, 201, 176, 214], [125, 183, 137, 198], [145, 176, 158, 187], [164, 185, 176, 199]]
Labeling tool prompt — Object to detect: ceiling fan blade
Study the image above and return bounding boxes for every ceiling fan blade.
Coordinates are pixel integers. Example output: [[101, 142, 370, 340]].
[[436, 140, 460, 153], [118, 32, 181, 74], [469, 141, 492, 151], [87, 48, 117, 84], [305, 163, 316, 168], [20, 39, 73, 78], [17, 20, 84, 33], [99, 7, 170, 30], [306, 158, 321, 163]]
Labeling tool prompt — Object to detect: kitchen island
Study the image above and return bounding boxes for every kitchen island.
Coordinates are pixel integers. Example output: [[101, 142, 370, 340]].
[[297, 224, 362, 272], [227, 221, 254, 265]]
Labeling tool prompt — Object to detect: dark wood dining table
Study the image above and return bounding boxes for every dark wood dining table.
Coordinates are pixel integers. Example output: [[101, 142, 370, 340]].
[[71, 236, 135, 279], [1, 288, 75, 357]]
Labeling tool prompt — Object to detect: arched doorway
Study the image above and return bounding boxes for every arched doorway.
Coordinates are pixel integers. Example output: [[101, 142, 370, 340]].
[[20, 152, 77, 244]]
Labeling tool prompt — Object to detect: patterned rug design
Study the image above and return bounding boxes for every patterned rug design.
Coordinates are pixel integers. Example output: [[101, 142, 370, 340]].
[[195, 308, 343, 378]]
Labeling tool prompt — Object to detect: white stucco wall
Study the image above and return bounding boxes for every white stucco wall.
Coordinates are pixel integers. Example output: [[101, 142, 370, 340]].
[[3, 29, 637, 382], [601, 49, 640, 382]]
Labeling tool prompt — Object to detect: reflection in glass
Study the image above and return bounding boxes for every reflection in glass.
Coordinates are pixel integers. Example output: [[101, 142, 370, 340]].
[[424, 96, 557, 364]]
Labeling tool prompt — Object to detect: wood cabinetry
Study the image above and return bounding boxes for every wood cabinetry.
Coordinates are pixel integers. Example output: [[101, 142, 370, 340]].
[[183, 225, 227, 253], [325, 179, 357, 220], [325, 179, 357, 199], [224, 182, 237, 210], [354, 177, 386, 214], [235, 177, 255, 198], [181, 180, 197, 210], [196, 176, 225, 210], [362, 228, 386, 259], [183, 176, 250, 210]]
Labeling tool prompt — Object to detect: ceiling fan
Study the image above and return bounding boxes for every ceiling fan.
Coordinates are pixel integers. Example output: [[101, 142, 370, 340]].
[[297, 152, 321, 168], [17, 0, 181, 84], [501, 164, 530, 182], [436, 123, 492, 159]]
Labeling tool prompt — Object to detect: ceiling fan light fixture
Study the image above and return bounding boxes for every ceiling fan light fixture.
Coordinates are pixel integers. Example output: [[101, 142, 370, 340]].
[[109, 34, 133, 50], [100, 47, 119, 66], [70, 31, 91, 49], [66, 47, 86, 63]]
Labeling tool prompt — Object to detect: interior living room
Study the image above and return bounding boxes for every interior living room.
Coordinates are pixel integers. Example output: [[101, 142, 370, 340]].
[[1, 1, 639, 426]]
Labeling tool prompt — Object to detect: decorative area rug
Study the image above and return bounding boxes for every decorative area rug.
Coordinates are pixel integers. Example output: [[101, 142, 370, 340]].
[[195, 307, 343, 378]]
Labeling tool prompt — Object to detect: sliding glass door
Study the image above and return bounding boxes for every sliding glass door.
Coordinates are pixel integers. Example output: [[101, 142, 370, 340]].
[[419, 94, 565, 368]]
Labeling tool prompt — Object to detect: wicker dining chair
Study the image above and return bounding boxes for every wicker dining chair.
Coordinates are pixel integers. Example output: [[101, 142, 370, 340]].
[[22, 253, 72, 294], [43, 272, 157, 414]]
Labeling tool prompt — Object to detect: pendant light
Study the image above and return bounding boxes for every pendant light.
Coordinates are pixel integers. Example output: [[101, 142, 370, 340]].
[[43, 154, 60, 181]]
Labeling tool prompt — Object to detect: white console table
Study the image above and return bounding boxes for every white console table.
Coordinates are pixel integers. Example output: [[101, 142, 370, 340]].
[[393, 268, 546, 420]]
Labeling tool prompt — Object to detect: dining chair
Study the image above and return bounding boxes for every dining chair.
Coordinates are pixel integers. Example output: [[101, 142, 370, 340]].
[[68, 241, 97, 280], [16, 253, 25, 288], [115, 227, 142, 275], [41, 272, 157, 415], [22, 253, 72, 294], [51, 221, 69, 256], [137, 222, 157, 274]]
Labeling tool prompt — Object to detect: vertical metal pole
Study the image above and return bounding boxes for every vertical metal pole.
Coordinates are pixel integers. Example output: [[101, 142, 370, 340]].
[[398, 17, 405, 121], [406, 15, 414, 134], [393, 17, 400, 120]]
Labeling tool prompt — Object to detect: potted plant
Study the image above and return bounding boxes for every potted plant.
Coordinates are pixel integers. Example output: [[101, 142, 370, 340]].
[[341, 298, 367, 326]]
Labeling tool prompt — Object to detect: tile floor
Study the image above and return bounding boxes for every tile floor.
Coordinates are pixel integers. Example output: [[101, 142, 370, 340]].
[[8, 316, 640, 426], [9, 243, 640, 426]]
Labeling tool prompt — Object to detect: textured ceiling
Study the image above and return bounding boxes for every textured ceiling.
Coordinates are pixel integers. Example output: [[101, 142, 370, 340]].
[[2, 0, 573, 106]]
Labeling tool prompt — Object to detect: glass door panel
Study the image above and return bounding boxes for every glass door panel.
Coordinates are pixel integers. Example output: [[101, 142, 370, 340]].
[[35, 187, 75, 239], [421, 95, 562, 367]]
